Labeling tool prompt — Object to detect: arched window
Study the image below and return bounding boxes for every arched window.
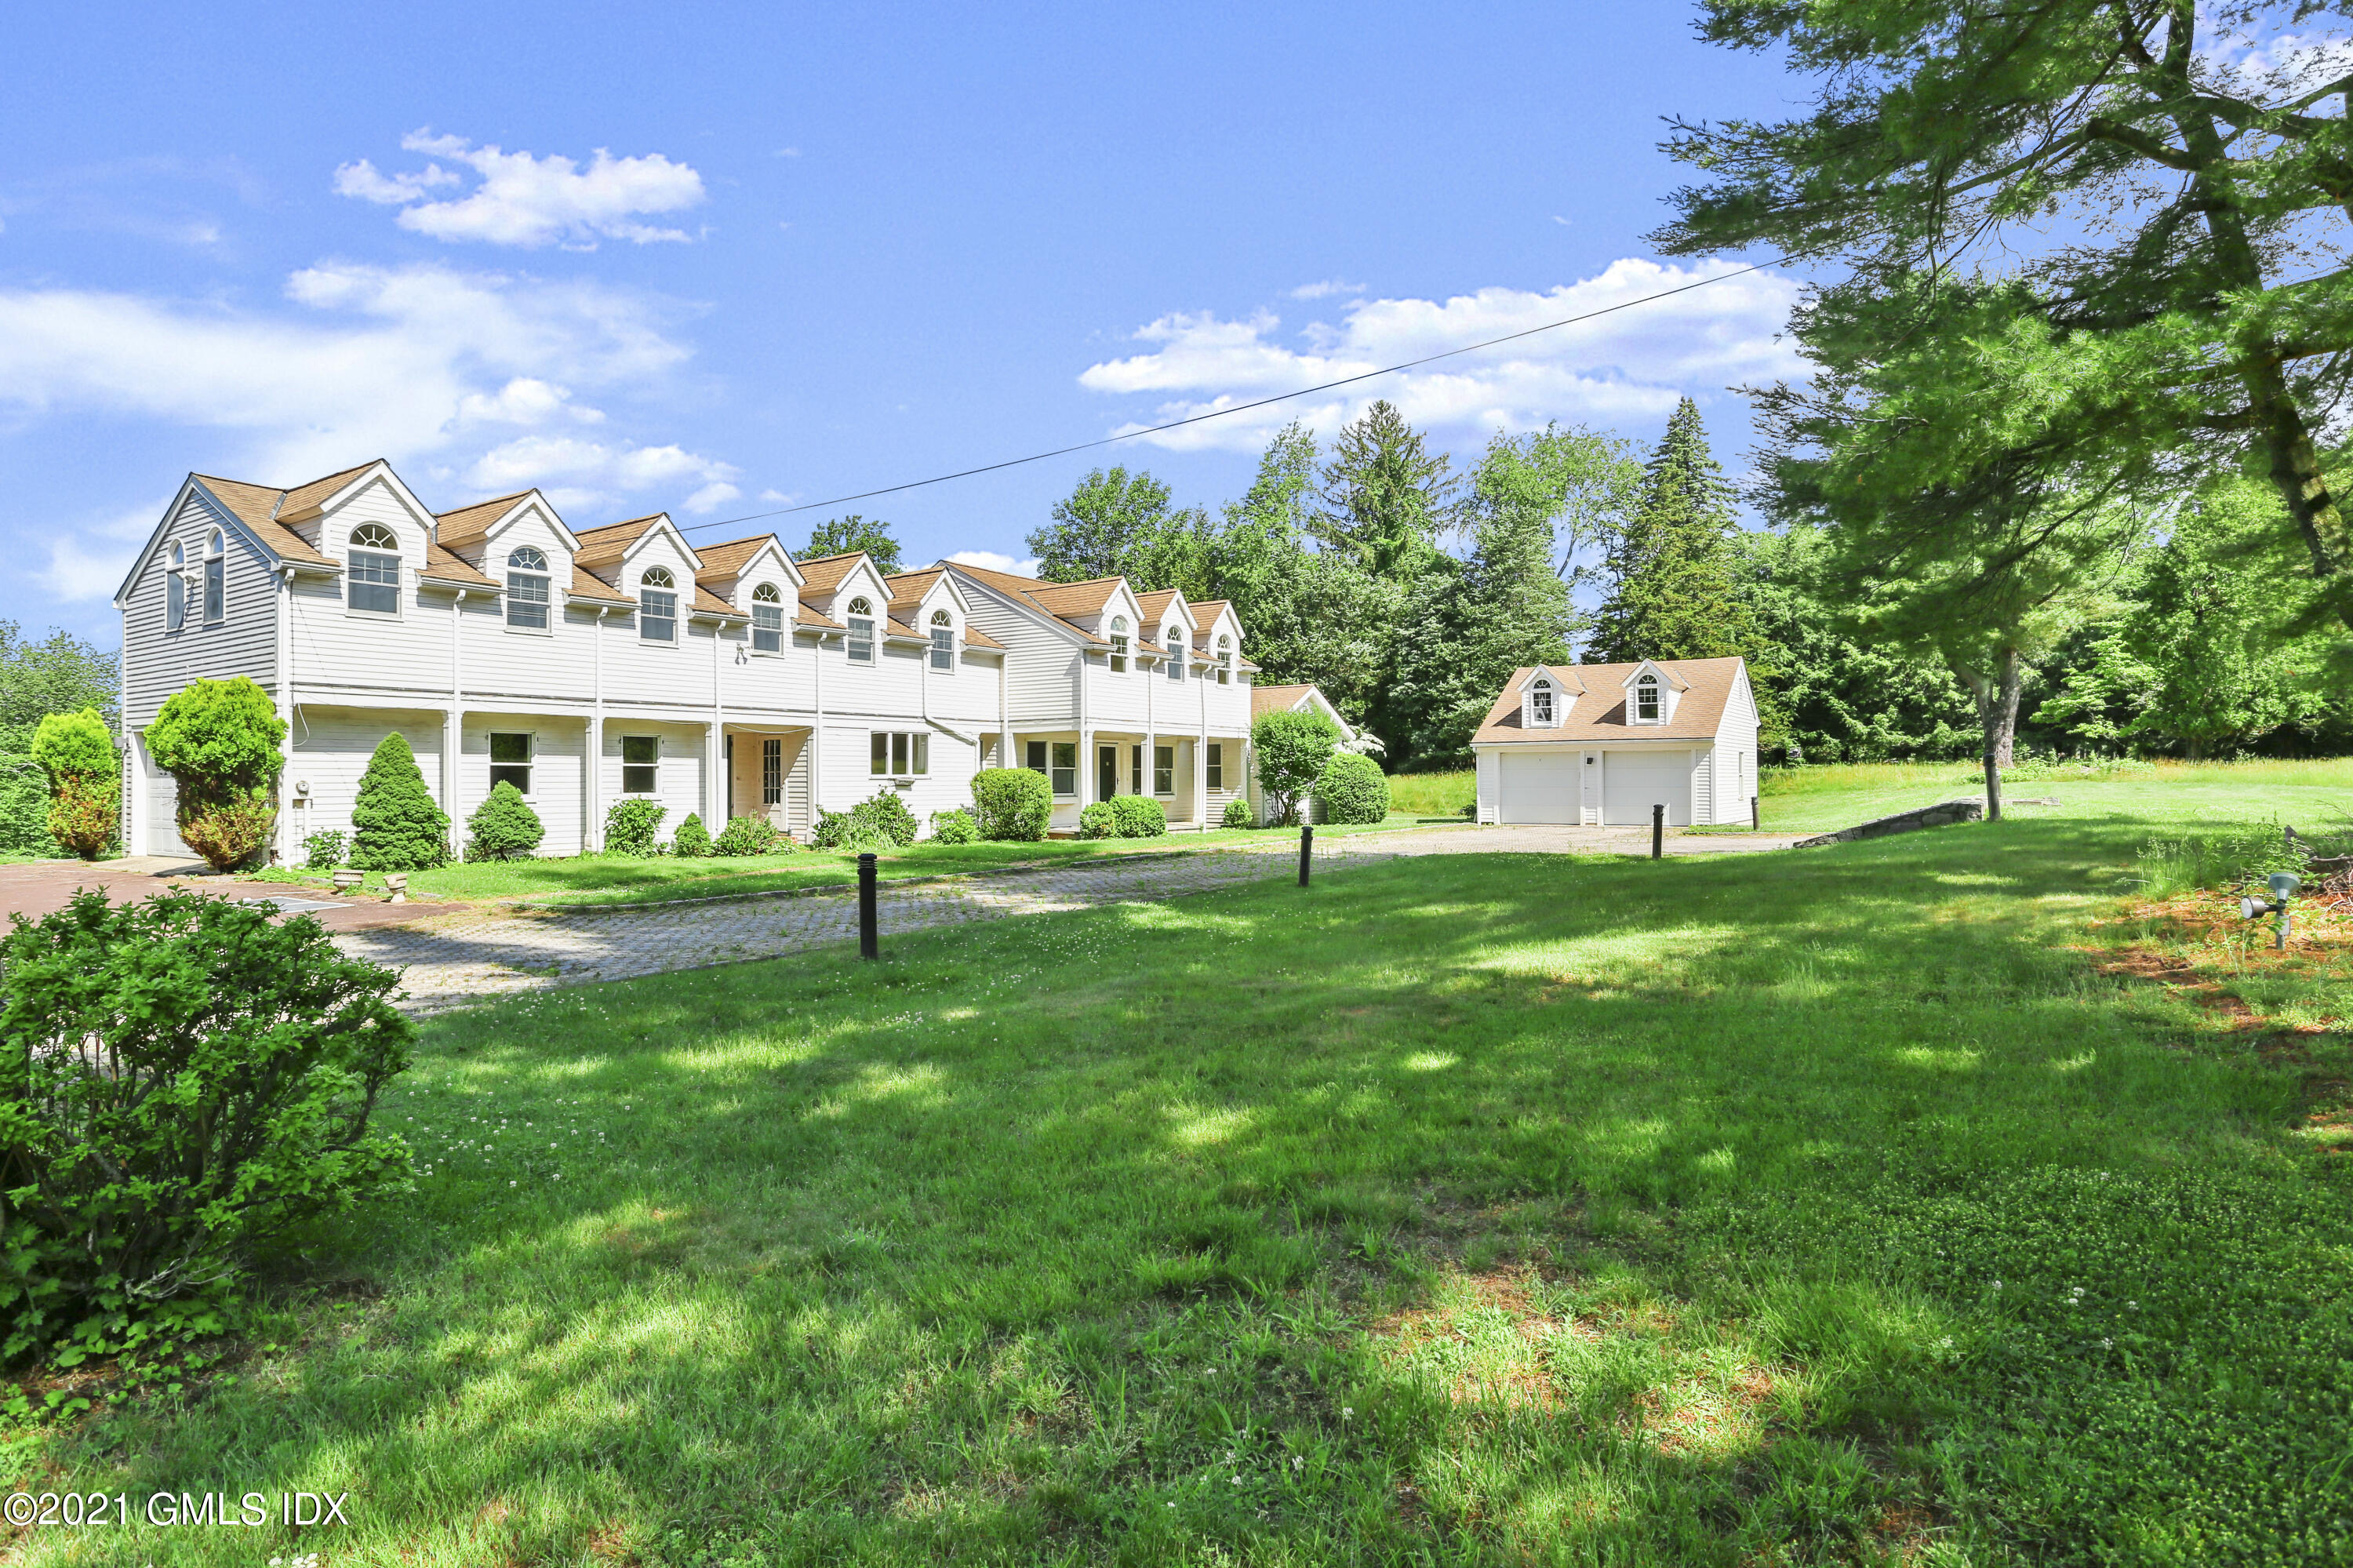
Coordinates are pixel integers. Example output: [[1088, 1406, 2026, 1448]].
[[505, 545, 550, 630], [165, 541, 187, 631], [1635, 675, 1661, 722], [1108, 615, 1129, 674], [1530, 679, 1555, 726], [1166, 628, 1185, 682], [846, 596, 875, 664], [1217, 635, 1233, 685], [202, 529, 227, 622], [639, 566, 677, 642], [346, 523, 398, 615], [751, 582, 784, 653], [929, 607, 955, 671]]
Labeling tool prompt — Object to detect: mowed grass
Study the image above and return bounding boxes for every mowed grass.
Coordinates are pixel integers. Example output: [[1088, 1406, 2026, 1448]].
[[19, 789, 2353, 1565], [1753, 756, 2353, 835]]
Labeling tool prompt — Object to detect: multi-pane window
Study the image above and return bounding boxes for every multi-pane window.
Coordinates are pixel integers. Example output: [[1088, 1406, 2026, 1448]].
[[489, 732, 533, 795], [165, 542, 186, 631], [346, 524, 397, 614], [929, 609, 954, 671], [1207, 743, 1224, 791], [1217, 635, 1233, 684], [639, 567, 676, 642], [203, 529, 227, 622], [1109, 616, 1129, 673], [846, 598, 875, 664], [762, 737, 783, 805], [1635, 677, 1660, 722], [506, 547, 550, 630], [1154, 744, 1175, 796], [1026, 739, 1077, 796], [1531, 682, 1555, 724], [621, 735, 659, 794], [751, 584, 784, 652], [869, 731, 930, 777], [1131, 744, 1144, 795], [1166, 630, 1184, 682]]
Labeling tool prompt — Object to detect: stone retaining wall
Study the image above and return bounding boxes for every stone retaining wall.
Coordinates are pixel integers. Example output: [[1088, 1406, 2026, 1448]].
[[1795, 798, 1984, 849]]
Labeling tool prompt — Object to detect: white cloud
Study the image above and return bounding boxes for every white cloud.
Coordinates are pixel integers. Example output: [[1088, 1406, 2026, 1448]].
[[1289, 279, 1363, 300], [1078, 258, 1806, 452], [462, 435, 739, 509], [36, 502, 163, 602], [333, 132, 707, 249], [947, 548, 1042, 577]]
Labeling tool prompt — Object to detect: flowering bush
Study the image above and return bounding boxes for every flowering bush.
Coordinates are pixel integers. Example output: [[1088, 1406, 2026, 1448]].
[[970, 768, 1052, 841], [0, 890, 412, 1362], [929, 807, 980, 845], [602, 799, 668, 857]]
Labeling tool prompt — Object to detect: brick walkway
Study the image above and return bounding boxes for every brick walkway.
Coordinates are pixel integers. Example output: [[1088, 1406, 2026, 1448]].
[[336, 823, 1806, 1014]]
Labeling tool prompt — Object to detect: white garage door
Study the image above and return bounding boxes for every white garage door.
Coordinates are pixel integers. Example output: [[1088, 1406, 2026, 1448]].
[[1602, 751, 1692, 826], [1498, 751, 1580, 824]]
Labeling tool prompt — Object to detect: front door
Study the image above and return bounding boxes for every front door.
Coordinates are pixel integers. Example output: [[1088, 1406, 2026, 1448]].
[[1098, 745, 1119, 802]]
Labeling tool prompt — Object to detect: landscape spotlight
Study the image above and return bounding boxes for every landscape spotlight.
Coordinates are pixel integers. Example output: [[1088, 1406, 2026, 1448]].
[[2241, 871, 2303, 949]]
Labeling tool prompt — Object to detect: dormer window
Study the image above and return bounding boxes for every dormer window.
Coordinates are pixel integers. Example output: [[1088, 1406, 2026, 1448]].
[[1635, 675, 1661, 722], [929, 609, 954, 671], [165, 541, 187, 631], [846, 597, 875, 664], [1166, 628, 1184, 682], [347, 524, 398, 615], [1217, 635, 1232, 685], [639, 566, 676, 642], [506, 546, 550, 630], [1109, 616, 1129, 673], [1530, 680, 1555, 726], [751, 584, 784, 652]]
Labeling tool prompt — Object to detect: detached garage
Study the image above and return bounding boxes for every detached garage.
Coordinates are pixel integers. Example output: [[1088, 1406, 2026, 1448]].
[[1471, 657, 1759, 828]]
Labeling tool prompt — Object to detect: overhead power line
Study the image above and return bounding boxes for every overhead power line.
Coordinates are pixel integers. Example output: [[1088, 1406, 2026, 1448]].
[[679, 256, 1787, 539]]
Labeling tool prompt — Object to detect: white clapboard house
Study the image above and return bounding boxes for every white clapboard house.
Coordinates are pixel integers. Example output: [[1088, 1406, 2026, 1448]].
[[1471, 657, 1761, 826], [114, 460, 1275, 859]]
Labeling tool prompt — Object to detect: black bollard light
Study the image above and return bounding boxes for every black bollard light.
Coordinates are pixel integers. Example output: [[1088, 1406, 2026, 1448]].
[[1651, 802, 1664, 860], [1751, 795, 1760, 831], [858, 852, 879, 959], [1299, 823, 1314, 886]]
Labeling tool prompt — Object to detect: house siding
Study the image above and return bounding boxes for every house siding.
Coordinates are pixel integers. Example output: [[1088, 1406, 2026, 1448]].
[[123, 488, 281, 726]]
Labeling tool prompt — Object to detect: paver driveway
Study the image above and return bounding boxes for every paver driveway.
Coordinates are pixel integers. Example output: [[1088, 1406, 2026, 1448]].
[[335, 823, 1805, 1013]]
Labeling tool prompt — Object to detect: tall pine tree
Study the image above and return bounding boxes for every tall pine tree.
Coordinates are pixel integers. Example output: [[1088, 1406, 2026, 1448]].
[[1313, 401, 1460, 582], [1587, 397, 1748, 664]]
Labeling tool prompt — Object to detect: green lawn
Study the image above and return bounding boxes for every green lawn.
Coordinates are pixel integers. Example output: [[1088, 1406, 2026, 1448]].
[[31, 781, 2353, 1564], [1741, 757, 2353, 835]]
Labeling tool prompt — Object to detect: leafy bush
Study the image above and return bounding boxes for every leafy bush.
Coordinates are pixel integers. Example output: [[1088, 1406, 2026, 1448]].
[[1253, 709, 1340, 827], [0, 890, 413, 1362], [1316, 751, 1390, 824], [971, 767, 1053, 842], [31, 709, 116, 860], [1109, 795, 1166, 837], [1221, 796, 1257, 829], [714, 815, 793, 857], [301, 830, 346, 871], [146, 677, 285, 871], [464, 781, 544, 862], [929, 807, 980, 845], [673, 812, 711, 857], [603, 798, 669, 857], [813, 791, 919, 851], [1078, 802, 1118, 839], [348, 733, 448, 871]]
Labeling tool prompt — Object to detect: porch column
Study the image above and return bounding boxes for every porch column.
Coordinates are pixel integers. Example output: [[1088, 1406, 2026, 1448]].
[[1078, 726, 1094, 806]]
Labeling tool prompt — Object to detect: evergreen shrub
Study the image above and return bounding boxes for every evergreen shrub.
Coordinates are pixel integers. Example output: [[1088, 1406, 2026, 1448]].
[[0, 890, 412, 1362], [347, 733, 449, 871], [1316, 751, 1390, 824], [464, 782, 544, 862], [145, 678, 285, 871], [673, 813, 711, 857], [1109, 795, 1166, 837], [1221, 797, 1257, 829], [302, 830, 346, 871], [970, 768, 1052, 841], [1078, 802, 1118, 839], [929, 807, 979, 845], [33, 709, 118, 860], [714, 816, 792, 857], [603, 799, 668, 856]]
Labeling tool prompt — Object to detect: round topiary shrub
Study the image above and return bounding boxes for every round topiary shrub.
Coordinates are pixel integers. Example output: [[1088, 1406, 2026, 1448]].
[[970, 767, 1052, 841], [464, 780, 544, 862], [1221, 797, 1257, 829], [713, 815, 791, 856], [146, 677, 286, 871], [1078, 802, 1118, 839], [602, 798, 668, 856], [673, 812, 711, 857], [1109, 795, 1166, 838], [0, 888, 412, 1361], [929, 807, 979, 845], [31, 708, 118, 860], [348, 732, 449, 871], [1316, 751, 1390, 824]]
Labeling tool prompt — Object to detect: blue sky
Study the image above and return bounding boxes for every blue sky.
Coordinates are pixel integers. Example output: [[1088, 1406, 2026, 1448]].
[[1, 1, 1809, 644]]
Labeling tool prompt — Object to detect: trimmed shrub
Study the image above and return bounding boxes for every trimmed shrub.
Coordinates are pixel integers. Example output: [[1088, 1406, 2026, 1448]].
[[31, 709, 117, 860], [347, 733, 449, 871], [1221, 796, 1257, 829], [1316, 751, 1390, 824], [929, 807, 980, 845], [464, 781, 544, 862], [146, 677, 285, 871], [1078, 802, 1118, 839], [1109, 795, 1166, 838], [302, 830, 347, 871], [813, 791, 919, 851], [1253, 708, 1340, 827], [971, 767, 1052, 842], [673, 812, 711, 858], [0, 889, 412, 1362], [603, 798, 668, 857], [714, 815, 792, 857]]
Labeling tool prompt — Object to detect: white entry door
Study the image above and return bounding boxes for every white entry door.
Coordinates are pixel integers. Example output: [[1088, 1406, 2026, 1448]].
[[1498, 751, 1579, 824], [1601, 750, 1693, 826]]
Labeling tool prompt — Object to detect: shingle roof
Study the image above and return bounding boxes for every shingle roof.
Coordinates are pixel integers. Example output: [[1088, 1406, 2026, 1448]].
[[881, 568, 1006, 649], [271, 461, 382, 523], [1027, 577, 1123, 617], [573, 515, 665, 566], [944, 561, 1115, 646], [569, 565, 635, 606], [433, 490, 534, 550], [694, 585, 745, 620], [1253, 683, 1319, 718], [420, 543, 497, 588], [1134, 588, 1193, 631], [187, 473, 336, 566], [1471, 657, 1744, 746], [693, 534, 782, 581], [795, 551, 867, 596]]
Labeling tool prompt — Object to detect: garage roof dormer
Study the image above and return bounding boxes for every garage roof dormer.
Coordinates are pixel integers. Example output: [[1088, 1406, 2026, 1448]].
[[1622, 659, 1687, 725]]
